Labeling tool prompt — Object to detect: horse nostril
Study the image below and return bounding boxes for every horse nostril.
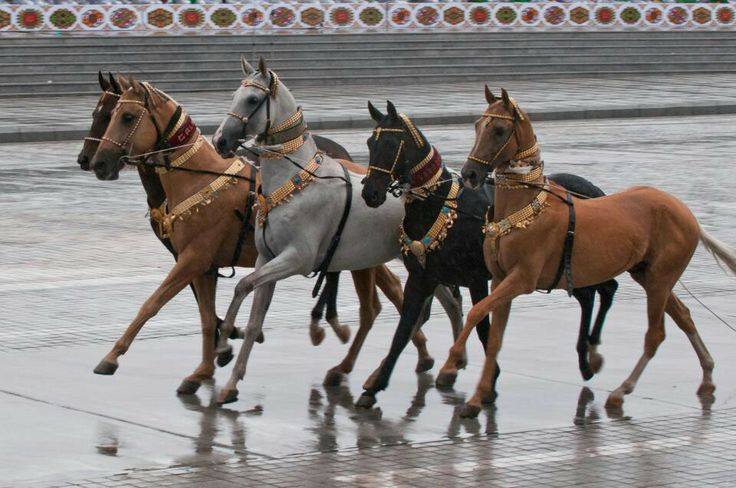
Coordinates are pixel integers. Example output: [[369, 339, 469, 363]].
[[77, 154, 90, 169]]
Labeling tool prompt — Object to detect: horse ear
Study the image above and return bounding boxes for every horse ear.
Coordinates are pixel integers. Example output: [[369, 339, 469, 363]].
[[258, 56, 268, 74], [367, 101, 384, 122], [108, 72, 121, 94], [386, 100, 398, 120], [241, 55, 255, 76], [484, 84, 496, 104], [501, 88, 511, 107], [98, 71, 110, 91], [116, 73, 130, 91]]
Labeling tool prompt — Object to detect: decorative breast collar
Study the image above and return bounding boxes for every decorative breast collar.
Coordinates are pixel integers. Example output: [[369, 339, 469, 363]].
[[256, 153, 321, 225], [400, 178, 460, 267], [482, 186, 549, 255], [150, 157, 248, 238]]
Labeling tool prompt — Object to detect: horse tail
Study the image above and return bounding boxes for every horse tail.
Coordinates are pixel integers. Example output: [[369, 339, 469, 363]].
[[699, 226, 736, 275]]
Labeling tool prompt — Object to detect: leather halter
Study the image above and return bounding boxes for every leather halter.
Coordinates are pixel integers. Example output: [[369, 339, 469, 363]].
[[367, 113, 426, 180], [226, 70, 280, 144], [467, 101, 538, 168], [83, 91, 121, 145]]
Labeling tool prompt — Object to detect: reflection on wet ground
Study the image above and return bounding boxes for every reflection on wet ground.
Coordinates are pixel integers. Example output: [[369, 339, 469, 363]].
[[2, 116, 736, 487]]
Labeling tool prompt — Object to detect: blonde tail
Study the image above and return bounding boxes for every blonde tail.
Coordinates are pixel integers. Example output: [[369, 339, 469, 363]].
[[700, 226, 736, 275]]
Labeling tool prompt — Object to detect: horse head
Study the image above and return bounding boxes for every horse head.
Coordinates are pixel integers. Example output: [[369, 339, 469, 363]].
[[362, 100, 429, 208], [213, 57, 296, 157], [462, 86, 536, 189], [89, 77, 177, 181]]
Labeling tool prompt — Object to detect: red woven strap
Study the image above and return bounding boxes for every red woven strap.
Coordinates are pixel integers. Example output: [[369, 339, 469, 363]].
[[167, 116, 198, 148], [410, 148, 442, 187]]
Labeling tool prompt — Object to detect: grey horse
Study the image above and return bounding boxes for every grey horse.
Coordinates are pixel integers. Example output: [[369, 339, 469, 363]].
[[211, 57, 465, 405]]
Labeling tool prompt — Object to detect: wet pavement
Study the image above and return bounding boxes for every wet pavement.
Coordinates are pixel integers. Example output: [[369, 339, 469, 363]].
[[2, 114, 736, 487]]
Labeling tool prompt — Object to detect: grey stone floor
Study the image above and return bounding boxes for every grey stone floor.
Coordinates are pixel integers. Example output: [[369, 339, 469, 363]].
[[3, 73, 736, 142], [2, 115, 736, 487]]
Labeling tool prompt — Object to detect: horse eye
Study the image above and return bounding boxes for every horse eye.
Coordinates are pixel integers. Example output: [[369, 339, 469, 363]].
[[247, 96, 259, 105], [122, 113, 135, 123], [494, 127, 505, 136]]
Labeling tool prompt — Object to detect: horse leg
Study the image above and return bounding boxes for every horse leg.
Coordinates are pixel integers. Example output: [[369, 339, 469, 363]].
[[468, 281, 501, 399], [325, 272, 351, 344], [216, 251, 301, 404], [606, 278, 669, 410], [374, 264, 435, 373], [460, 298, 513, 418], [323, 269, 378, 386], [665, 293, 716, 398], [177, 272, 218, 395], [587, 279, 618, 374], [356, 273, 436, 408], [309, 272, 337, 346], [93, 253, 207, 375], [433, 285, 466, 369], [572, 287, 596, 381], [437, 272, 530, 392]]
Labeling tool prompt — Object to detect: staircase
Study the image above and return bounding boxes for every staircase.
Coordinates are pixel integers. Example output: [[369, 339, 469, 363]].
[[2, 31, 735, 97]]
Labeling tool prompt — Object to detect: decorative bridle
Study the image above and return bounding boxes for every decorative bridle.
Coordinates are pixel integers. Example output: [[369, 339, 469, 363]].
[[367, 113, 426, 181], [467, 99, 539, 169], [226, 70, 280, 143], [83, 90, 120, 146]]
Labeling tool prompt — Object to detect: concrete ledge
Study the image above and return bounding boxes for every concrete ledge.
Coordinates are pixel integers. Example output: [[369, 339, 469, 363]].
[[3, 102, 735, 144]]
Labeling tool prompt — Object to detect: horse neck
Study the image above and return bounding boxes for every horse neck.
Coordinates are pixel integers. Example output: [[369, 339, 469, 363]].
[[404, 166, 453, 235], [492, 159, 544, 220], [259, 136, 319, 196], [158, 138, 238, 205], [137, 166, 166, 209]]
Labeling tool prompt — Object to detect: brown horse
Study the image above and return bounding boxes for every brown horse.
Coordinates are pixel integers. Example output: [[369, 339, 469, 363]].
[[440, 87, 736, 418], [85, 76, 440, 394], [78, 73, 356, 350]]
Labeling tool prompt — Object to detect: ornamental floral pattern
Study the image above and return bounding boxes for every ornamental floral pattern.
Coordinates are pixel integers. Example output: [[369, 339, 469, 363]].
[[48, 7, 77, 30], [109, 7, 137, 29], [357, 5, 384, 28], [209, 7, 237, 29], [242, 7, 265, 28], [0, 8, 10, 30], [146, 7, 173, 29], [15, 7, 44, 30], [79, 7, 105, 30], [415, 6, 440, 27], [178, 7, 205, 29], [0, 3, 731, 34]]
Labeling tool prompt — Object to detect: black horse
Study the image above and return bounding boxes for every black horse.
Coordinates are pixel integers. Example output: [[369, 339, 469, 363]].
[[357, 101, 618, 408]]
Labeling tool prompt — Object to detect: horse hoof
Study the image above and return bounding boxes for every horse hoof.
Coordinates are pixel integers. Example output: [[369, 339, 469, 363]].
[[256, 331, 265, 344], [459, 403, 481, 419], [605, 393, 624, 410], [216, 346, 234, 368], [697, 382, 716, 397], [481, 391, 497, 405], [589, 353, 604, 374], [176, 379, 201, 395], [436, 370, 457, 388], [415, 356, 435, 373], [580, 366, 594, 381], [310, 326, 325, 346], [217, 388, 239, 405], [334, 324, 351, 344], [323, 369, 346, 387], [93, 360, 118, 376], [356, 393, 377, 409]]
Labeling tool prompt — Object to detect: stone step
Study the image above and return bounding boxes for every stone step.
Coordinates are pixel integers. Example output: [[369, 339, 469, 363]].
[[3, 44, 734, 63], [4, 52, 736, 80], [3, 64, 735, 97]]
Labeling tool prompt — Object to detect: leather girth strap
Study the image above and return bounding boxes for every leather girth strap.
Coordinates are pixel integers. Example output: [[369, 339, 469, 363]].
[[217, 162, 256, 279], [311, 164, 352, 298], [546, 192, 575, 296]]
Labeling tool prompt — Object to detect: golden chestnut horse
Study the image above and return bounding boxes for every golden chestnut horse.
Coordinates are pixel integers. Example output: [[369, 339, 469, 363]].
[[440, 87, 736, 418]]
